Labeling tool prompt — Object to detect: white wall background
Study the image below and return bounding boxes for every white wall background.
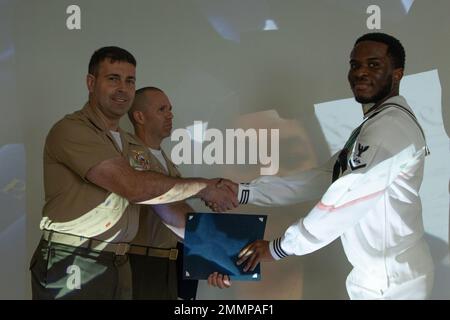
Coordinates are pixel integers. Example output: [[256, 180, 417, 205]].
[[0, 0, 449, 299]]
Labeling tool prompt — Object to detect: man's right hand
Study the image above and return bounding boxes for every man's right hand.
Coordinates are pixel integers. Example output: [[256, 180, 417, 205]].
[[207, 272, 232, 289], [199, 178, 238, 212]]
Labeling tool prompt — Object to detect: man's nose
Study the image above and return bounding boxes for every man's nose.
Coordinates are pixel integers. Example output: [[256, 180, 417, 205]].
[[353, 66, 369, 79], [115, 81, 126, 93], [117, 80, 133, 93], [166, 111, 174, 119]]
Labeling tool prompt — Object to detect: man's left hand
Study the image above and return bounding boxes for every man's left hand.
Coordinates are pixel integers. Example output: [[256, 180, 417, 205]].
[[236, 240, 274, 272]]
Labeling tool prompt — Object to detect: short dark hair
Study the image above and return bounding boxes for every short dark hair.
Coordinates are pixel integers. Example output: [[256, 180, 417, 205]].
[[128, 87, 165, 126], [88, 46, 136, 75], [135, 86, 164, 96], [354, 33, 405, 69]]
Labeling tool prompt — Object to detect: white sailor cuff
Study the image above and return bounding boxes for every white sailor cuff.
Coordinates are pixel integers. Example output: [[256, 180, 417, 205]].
[[269, 237, 290, 260], [238, 183, 252, 204]]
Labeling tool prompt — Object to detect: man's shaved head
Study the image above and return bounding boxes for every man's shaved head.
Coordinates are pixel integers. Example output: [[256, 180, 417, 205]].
[[128, 87, 164, 125]]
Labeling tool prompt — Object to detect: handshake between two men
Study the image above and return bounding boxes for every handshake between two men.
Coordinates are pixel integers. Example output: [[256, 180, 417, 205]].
[[198, 178, 239, 212]]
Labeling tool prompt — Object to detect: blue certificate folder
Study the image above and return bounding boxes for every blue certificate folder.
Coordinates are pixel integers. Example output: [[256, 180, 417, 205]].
[[183, 212, 267, 281]]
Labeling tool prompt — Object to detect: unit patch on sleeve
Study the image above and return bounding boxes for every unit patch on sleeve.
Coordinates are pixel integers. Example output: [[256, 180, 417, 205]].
[[349, 142, 376, 171]]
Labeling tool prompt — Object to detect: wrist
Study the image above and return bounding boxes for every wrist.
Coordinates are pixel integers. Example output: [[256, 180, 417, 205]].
[[195, 178, 212, 198], [238, 183, 251, 204], [269, 237, 288, 260]]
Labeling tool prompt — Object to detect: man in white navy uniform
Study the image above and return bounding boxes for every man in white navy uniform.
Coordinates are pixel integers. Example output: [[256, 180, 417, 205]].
[[210, 33, 435, 299], [29, 47, 237, 300]]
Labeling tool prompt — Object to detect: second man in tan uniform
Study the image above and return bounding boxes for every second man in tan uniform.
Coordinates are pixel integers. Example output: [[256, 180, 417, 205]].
[[127, 87, 198, 299]]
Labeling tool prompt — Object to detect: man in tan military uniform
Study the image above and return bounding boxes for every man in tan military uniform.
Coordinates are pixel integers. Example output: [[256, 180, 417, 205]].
[[29, 47, 237, 300], [127, 87, 198, 299]]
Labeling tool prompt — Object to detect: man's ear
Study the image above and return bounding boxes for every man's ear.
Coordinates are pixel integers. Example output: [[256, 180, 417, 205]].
[[393, 68, 404, 84], [133, 110, 145, 125], [86, 74, 95, 93]]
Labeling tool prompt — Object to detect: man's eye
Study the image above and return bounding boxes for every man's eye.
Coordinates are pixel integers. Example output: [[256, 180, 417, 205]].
[[369, 62, 379, 68]]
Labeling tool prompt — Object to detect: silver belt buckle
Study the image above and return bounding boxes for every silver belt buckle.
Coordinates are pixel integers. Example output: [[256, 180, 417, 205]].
[[114, 243, 130, 255], [169, 248, 178, 261]]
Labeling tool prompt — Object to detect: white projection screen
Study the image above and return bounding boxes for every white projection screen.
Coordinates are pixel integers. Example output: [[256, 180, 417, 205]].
[[0, 0, 449, 299]]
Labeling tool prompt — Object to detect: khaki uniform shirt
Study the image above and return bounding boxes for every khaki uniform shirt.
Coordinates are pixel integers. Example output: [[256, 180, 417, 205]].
[[126, 134, 180, 249], [40, 102, 140, 242]]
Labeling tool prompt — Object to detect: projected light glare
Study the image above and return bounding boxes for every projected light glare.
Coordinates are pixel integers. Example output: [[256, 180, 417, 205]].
[[187, 121, 209, 143], [263, 19, 278, 31], [0, 45, 14, 62], [401, 0, 415, 14]]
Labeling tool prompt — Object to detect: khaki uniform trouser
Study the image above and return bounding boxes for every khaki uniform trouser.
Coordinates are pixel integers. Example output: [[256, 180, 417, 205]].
[[129, 242, 199, 300], [129, 253, 177, 300], [30, 238, 132, 300]]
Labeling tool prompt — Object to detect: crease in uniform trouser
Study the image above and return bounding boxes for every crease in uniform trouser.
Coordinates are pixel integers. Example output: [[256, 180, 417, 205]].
[[30, 238, 133, 299], [346, 270, 434, 300]]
